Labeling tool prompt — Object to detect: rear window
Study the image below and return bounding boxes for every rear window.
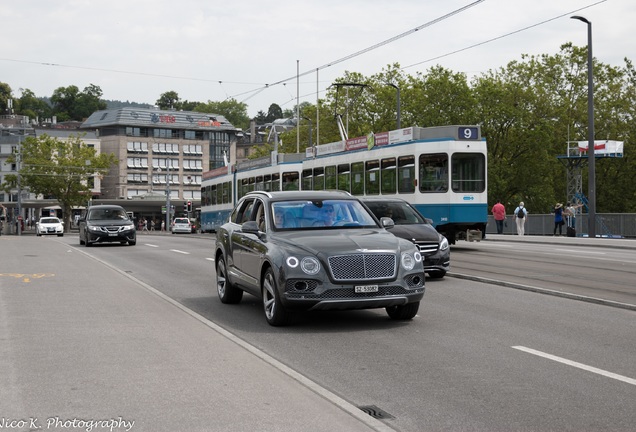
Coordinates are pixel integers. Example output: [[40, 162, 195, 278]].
[[174, 218, 189, 224]]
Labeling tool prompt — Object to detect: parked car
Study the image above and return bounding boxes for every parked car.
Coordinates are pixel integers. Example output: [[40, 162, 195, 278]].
[[78, 205, 136, 246], [361, 197, 450, 279], [171, 217, 192, 234], [214, 190, 426, 326], [36, 217, 64, 237]]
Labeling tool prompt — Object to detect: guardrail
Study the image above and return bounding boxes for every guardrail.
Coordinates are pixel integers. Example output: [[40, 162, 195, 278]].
[[486, 213, 636, 238]]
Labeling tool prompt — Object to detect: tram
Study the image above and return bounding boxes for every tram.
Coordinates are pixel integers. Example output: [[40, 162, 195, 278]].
[[201, 125, 487, 242]]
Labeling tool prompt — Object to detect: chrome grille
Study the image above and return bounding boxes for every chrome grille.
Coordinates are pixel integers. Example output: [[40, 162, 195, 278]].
[[414, 241, 439, 255], [327, 254, 396, 281]]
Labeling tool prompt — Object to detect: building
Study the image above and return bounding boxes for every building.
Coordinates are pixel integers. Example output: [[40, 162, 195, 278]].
[[81, 107, 240, 203]]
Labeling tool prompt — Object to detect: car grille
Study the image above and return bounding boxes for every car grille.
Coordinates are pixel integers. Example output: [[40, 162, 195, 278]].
[[98, 226, 128, 233], [414, 241, 439, 255], [327, 254, 396, 281]]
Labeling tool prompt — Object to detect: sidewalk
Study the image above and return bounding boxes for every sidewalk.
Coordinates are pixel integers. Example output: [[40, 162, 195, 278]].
[[0, 235, 390, 432], [482, 233, 636, 250]]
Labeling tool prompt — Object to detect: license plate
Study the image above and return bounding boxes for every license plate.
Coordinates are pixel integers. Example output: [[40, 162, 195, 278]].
[[108, 233, 117, 236], [355, 285, 378, 293]]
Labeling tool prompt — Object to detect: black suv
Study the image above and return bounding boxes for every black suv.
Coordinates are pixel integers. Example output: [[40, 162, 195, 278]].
[[79, 205, 137, 246], [214, 190, 425, 326], [362, 197, 450, 279]]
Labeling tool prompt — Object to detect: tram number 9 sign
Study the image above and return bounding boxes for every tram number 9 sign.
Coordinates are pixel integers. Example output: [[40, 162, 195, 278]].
[[458, 127, 479, 140]]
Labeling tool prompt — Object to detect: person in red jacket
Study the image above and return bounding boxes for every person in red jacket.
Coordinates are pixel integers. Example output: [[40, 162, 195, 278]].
[[491, 199, 506, 234]]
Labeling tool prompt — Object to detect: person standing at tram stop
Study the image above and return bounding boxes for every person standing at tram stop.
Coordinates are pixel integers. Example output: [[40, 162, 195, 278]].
[[491, 199, 506, 234], [513, 201, 528, 236], [553, 203, 565, 236]]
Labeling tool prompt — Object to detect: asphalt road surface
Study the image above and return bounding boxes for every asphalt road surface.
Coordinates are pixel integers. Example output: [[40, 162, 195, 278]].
[[2, 232, 635, 431]]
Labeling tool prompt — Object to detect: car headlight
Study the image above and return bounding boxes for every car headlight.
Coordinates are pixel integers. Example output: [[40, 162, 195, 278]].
[[88, 225, 101, 232], [300, 257, 320, 275], [401, 252, 418, 271], [121, 225, 134, 232], [439, 235, 449, 251]]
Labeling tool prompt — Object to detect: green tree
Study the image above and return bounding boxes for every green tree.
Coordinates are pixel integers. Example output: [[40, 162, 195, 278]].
[[2, 134, 116, 230], [193, 98, 251, 130], [156, 91, 181, 110], [51, 84, 106, 121], [0, 82, 13, 114], [17, 88, 52, 121], [265, 103, 283, 122]]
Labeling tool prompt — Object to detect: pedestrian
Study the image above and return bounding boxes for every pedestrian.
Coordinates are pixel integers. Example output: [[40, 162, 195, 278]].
[[564, 201, 583, 229], [513, 201, 527, 236], [142, 218, 149, 232], [491, 199, 506, 234], [161, 220, 165, 232], [150, 219, 155, 231], [553, 203, 565, 236]]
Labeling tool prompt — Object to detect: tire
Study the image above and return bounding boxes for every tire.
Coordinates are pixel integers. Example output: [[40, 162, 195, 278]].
[[386, 301, 420, 320], [428, 271, 446, 279], [57, 234, 64, 237], [216, 256, 243, 304], [262, 267, 292, 326]]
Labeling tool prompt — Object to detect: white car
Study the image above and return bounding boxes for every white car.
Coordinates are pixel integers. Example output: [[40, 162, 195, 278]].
[[36, 217, 64, 237], [171, 217, 192, 234]]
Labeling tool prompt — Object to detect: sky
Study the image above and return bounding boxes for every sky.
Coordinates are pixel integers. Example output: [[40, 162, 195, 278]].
[[2, 0, 634, 119]]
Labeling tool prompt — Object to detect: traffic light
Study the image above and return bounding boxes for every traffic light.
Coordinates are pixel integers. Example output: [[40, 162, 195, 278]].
[[183, 202, 188, 213], [186, 201, 192, 213]]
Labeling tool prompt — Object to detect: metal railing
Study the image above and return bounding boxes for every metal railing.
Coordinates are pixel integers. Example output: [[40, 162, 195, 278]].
[[486, 214, 636, 238]]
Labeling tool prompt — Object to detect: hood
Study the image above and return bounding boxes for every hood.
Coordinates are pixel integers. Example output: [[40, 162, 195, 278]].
[[387, 223, 440, 243], [274, 229, 405, 256]]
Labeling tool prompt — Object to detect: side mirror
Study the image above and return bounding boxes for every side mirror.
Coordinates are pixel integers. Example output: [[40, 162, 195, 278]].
[[241, 220, 260, 234], [380, 217, 395, 229]]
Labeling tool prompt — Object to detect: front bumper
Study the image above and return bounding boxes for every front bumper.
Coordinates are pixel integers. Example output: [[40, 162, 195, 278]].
[[281, 272, 425, 311], [86, 229, 136, 244]]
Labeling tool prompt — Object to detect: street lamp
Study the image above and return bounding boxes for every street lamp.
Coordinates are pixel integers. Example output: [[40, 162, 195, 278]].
[[302, 116, 313, 152], [8, 131, 23, 236], [387, 83, 401, 129], [571, 15, 596, 238]]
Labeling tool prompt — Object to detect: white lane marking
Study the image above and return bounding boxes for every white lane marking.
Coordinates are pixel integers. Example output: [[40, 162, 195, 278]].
[[205, 258, 215, 262], [170, 249, 190, 255], [554, 248, 606, 255], [145, 244, 159, 248], [512, 346, 636, 386]]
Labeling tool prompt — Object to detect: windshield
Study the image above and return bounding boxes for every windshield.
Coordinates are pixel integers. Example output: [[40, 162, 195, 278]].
[[364, 201, 428, 225], [40, 218, 60, 224], [88, 208, 129, 221], [271, 199, 378, 230]]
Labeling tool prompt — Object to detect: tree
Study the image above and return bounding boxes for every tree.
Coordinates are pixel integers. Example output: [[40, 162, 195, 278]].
[[193, 98, 251, 130], [0, 82, 13, 114], [2, 134, 116, 231], [265, 103, 283, 122], [17, 88, 52, 121], [156, 91, 181, 110], [51, 84, 106, 121]]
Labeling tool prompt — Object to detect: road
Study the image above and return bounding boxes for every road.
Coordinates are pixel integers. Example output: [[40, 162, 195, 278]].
[[3, 232, 635, 431]]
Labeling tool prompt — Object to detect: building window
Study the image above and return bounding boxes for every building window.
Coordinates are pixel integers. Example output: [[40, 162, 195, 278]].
[[152, 143, 179, 154]]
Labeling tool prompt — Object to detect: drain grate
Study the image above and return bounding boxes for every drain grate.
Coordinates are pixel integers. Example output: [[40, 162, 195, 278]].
[[358, 405, 395, 420]]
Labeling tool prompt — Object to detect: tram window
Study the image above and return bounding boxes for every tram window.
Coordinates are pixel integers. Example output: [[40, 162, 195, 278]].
[[325, 165, 337, 190], [271, 173, 280, 191], [248, 177, 256, 193], [365, 160, 380, 195], [337, 164, 351, 193], [381, 157, 396, 194], [419, 153, 448, 193], [282, 171, 299, 191], [451, 153, 485, 192], [351, 162, 364, 195], [264, 174, 272, 192], [313, 167, 325, 190], [209, 185, 216, 205], [398, 156, 415, 193], [302, 169, 313, 191], [255, 175, 264, 191], [221, 182, 230, 204]]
